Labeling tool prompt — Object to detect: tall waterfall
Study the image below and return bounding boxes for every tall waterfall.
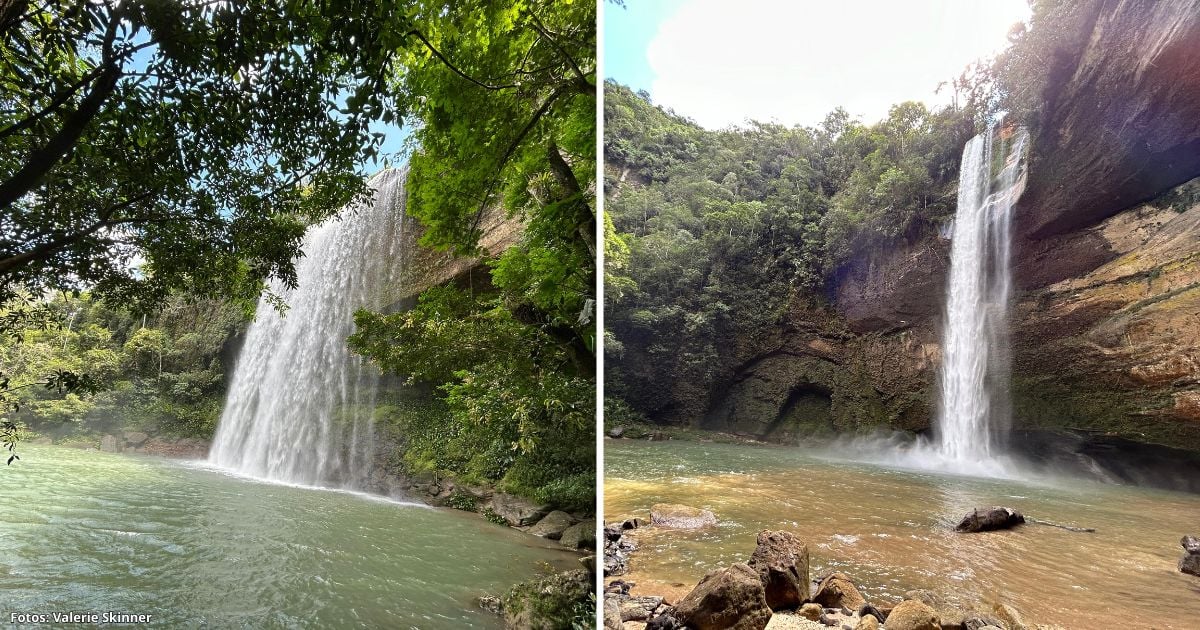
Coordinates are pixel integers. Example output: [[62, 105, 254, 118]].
[[208, 169, 409, 488], [935, 122, 1029, 463]]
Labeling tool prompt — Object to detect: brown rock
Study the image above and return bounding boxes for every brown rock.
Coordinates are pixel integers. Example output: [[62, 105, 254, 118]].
[[954, 507, 1025, 533], [604, 595, 622, 630], [673, 563, 771, 630], [812, 572, 866, 611], [903, 589, 964, 628], [992, 602, 1027, 630], [885, 600, 940, 630], [650, 503, 717, 529], [1173, 391, 1200, 422], [1180, 553, 1200, 576], [747, 530, 811, 610], [854, 615, 879, 630], [798, 603, 823, 621]]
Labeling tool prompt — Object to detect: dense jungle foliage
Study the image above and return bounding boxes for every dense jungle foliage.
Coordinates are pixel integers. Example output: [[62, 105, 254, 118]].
[[604, 0, 1066, 424], [349, 0, 597, 513], [0, 293, 246, 444]]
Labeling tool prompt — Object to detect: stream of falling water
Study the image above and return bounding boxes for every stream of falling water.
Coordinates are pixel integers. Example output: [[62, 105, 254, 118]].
[[207, 169, 409, 488], [935, 122, 1029, 464]]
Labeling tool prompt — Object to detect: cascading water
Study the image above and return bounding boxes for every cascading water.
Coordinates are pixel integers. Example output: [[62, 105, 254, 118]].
[[208, 169, 409, 489], [935, 121, 1029, 464]]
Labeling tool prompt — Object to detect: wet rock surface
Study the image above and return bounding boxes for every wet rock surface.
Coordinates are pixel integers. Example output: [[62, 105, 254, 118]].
[[650, 503, 717, 529], [955, 507, 1026, 533], [1180, 535, 1200, 577]]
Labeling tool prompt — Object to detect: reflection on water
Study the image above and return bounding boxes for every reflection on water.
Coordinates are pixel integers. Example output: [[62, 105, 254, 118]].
[[605, 440, 1200, 629], [0, 446, 576, 629]]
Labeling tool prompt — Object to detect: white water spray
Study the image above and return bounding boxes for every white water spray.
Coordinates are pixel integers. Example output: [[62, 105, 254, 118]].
[[935, 122, 1029, 464], [208, 169, 409, 488]]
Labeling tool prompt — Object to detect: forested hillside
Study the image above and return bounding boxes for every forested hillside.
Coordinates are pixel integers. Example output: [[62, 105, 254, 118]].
[[604, 82, 975, 427], [0, 294, 246, 450], [604, 0, 1200, 457]]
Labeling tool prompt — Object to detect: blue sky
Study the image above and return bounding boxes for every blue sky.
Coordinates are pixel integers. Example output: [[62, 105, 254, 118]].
[[604, 0, 685, 94], [606, 0, 1030, 129]]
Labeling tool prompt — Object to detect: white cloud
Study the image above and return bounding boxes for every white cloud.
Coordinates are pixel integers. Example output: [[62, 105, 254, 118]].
[[646, 0, 1030, 129]]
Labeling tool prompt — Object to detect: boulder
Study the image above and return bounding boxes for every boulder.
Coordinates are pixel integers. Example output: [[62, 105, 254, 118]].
[[650, 503, 717, 529], [797, 603, 822, 621], [885, 599, 940, 630], [621, 596, 664, 622], [854, 614, 879, 630], [1179, 553, 1200, 576], [1182, 535, 1200, 554], [903, 589, 964, 628], [609, 426, 626, 438], [99, 434, 121, 453], [747, 530, 811, 610], [489, 493, 549, 527], [812, 572, 866, 611], [992, 602, 1027, 630], [604, 594, 623, 630], [672, 563, 772, 630], [123, 431, 149, 446], [954, 507, 1025, 533], [560, 519, 597, 550], [528, 510, 575, 539]]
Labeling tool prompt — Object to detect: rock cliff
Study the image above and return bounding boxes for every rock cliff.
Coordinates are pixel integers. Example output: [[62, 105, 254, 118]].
[[695, 0, 1200, 452]]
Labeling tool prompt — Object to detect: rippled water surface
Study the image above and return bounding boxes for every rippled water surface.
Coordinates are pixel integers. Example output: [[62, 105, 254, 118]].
[[0, 446, 576, 628], [606, 440, 1200, 628]]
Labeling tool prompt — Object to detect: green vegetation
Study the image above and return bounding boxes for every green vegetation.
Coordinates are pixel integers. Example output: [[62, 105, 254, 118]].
[[604, 81, 975, 422], [350, 0, 596, 514], [0, 293, 246, 443]]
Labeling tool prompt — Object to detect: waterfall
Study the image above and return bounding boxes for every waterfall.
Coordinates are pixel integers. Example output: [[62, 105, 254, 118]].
[[935, 122, 1029, 464], [208, 169, 409, 488]]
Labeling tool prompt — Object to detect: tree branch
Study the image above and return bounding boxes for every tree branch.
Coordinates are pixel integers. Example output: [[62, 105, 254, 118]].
[[405, 29, 519, 91], [0, 190, 156, 277], [466, 83, 572, 242], [0, 65, 107, 142]]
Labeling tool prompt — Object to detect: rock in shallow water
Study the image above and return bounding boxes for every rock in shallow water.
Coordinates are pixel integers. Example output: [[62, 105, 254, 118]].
[[885, 599, 940, 630], [673, 563, 771, 630], [1180, 553, 1200, 576], [650, 503, 717, 529], [528, 510, 575, 539], [1181, 535, 1200, 554], [560, 518, 596, 549], [954, 506, 1025, 533], [747, 530, 811, 610], [812, 572, 866, 611]]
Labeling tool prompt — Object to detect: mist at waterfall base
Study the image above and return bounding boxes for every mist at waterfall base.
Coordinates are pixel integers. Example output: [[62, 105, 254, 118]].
[[207, 169, 409, 490]]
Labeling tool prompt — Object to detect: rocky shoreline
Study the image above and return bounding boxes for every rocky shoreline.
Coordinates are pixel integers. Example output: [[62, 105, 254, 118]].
[[605, 519, 1043, 630], [603, 501, 1197, 630]]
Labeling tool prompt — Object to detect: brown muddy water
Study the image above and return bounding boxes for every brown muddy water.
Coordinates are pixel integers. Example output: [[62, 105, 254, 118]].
[[605, 439, 1200, 629]]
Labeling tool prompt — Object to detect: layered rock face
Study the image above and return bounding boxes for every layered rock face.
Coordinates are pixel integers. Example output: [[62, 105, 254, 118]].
[[696, 0, 1200, 453]]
